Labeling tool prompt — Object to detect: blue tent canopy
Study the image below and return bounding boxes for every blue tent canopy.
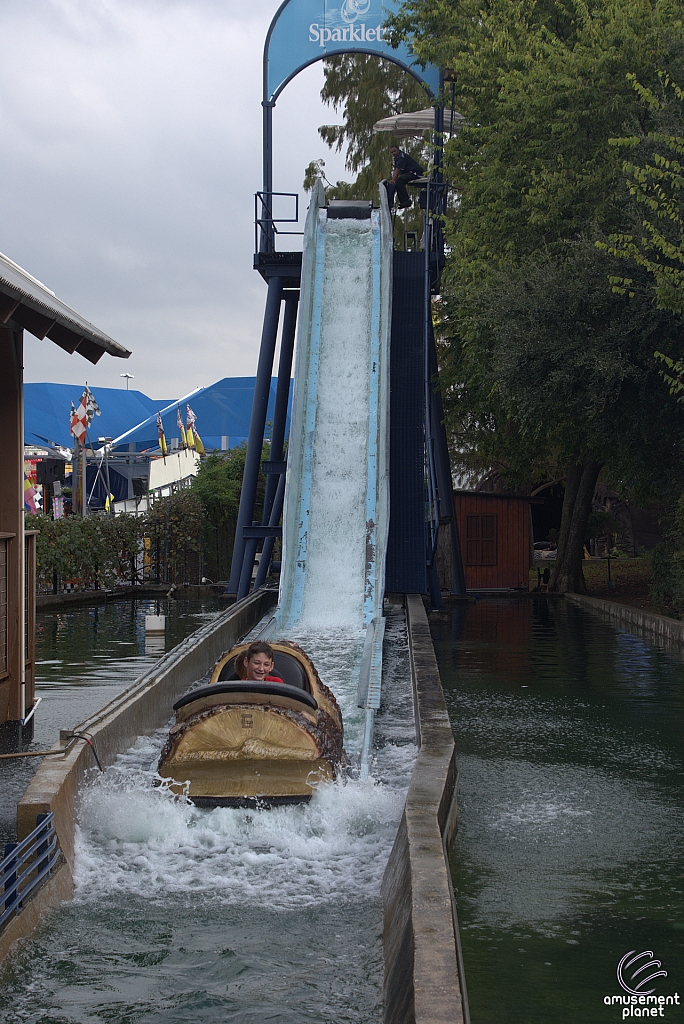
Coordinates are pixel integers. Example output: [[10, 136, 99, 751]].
[[110, 377, 290, 453], [23, 377, 291, 454], [23, 383, 169, 450]]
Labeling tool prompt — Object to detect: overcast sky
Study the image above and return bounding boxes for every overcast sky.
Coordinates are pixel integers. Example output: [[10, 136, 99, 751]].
[[0, 0, 351, 400]]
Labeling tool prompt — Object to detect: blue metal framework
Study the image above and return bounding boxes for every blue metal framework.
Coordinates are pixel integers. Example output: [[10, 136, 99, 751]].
[[261, 0, 440, 253], [1, 812, 60, 930], [255, 191, 303, 259], [228, 0, 465, 601], [420, 175, 466, 601]]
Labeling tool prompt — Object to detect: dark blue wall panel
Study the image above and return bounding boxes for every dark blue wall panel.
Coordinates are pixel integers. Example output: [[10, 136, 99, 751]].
[[385, 251, 427, 594]]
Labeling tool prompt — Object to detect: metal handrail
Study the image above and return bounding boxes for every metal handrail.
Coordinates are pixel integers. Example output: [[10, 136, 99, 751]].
[[1, 812, 60, 930], [255, 191, 304, 253]]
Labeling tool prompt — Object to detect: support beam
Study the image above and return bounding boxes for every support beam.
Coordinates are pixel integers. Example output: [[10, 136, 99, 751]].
[[252, 291, 298, 590], [253, 472, 286, 591], [237, 522, 260, 601], [0, 326, 29, 752], [261, 292, 297, 527], [227, 276, 284, 594], [261, 101, 274, 253]]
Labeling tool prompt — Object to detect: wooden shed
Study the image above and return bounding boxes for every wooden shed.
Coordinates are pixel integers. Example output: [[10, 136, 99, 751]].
[[0, 251, 130, 753], [452, 491, 536, 591]]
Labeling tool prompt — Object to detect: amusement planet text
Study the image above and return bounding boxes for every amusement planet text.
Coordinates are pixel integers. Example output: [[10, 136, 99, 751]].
[[604, 994, 680, 1019]]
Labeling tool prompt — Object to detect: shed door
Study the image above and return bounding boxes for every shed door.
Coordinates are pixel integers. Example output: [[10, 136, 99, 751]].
[[465, 514, 498, 565]]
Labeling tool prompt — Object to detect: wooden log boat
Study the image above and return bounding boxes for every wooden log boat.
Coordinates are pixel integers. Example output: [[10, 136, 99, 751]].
[[157, 641, 344, 807]]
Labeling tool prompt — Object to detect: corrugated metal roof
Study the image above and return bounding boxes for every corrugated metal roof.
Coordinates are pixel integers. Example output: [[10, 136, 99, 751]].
[[0, 251, 131, 364]]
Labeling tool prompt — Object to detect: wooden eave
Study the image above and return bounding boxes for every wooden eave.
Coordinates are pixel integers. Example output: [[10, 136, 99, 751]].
[[0, 255, 131, 365]]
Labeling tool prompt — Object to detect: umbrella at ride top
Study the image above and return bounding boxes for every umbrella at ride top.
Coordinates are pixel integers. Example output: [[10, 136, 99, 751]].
[[372, 107, 464, 137]]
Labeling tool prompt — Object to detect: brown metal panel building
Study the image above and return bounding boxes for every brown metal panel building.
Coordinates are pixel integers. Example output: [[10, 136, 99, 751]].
[[453, 491, 533, 591]]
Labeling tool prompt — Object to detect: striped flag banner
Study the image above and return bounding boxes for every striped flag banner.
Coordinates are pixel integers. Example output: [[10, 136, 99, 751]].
[[157, 411, 167, 456], [186, 405, 204, 454], [70, 398, 87, 442], [176, 405, 188, 448]]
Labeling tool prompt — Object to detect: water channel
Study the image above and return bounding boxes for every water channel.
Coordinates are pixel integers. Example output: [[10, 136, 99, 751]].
[[0, 602, 414, 1023], [431, 597, 684, 1023], [0, 596, 225, 851], [5, 594, 683, 1021]]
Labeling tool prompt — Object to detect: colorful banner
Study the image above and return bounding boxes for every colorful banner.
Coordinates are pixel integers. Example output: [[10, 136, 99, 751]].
[[23, 461, 38, 513], [156, 411, 168, 456], [177, 405, 188, 448], [69, 384, 101, 444]]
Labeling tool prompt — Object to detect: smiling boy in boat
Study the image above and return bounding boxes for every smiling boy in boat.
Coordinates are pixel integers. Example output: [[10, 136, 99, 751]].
[[237, 641, 283, 683]]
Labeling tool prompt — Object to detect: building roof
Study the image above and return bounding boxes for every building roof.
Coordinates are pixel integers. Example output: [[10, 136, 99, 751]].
[[24, 383, 169, 450], [454, 490, 543, 502], [110, 377, 291, 453], [0, 251, 131, 364]]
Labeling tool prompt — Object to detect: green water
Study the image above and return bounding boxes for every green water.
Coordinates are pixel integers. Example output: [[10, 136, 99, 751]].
[[431, 597, 684, 1024]]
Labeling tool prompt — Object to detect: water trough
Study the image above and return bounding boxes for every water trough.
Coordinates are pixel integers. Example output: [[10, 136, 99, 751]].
[[9, 589, 275, 933], [3, 590, 467, 1024]]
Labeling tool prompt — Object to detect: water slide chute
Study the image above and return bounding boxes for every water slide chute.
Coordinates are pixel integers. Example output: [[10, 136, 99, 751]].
[[277, 182, 392, 632]]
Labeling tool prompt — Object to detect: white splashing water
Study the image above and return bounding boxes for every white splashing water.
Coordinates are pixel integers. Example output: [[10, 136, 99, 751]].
[[279, 216, 383, 632], [73, 611, 415, 913], [299, 219, 372, 629]]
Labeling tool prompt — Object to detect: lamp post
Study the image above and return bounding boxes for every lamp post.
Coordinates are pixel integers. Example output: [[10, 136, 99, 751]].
[[98, 437, 113, 514], [120, 373, 134, 390]]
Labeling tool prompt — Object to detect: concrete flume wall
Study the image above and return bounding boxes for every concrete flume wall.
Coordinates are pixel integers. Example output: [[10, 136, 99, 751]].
[[565, 593, 684, 654], [382, 595, 468, 1024]]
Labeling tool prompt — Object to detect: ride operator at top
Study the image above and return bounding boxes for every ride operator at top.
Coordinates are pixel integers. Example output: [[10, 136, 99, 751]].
[[384, 144, 424, 210]]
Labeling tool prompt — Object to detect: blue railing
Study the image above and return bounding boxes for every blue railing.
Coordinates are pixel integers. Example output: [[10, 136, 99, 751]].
[[255, 191, 303, 253], [1, 812, 60, 930]]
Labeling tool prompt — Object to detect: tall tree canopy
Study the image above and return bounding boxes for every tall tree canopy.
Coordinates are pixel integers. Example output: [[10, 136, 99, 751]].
[[607, 73, 684, 315], [312, 0, 684, 591], [388, 0, 684, 283]]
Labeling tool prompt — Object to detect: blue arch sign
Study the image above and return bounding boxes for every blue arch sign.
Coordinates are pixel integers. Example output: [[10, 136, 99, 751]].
[[265, 0, 440, 103]]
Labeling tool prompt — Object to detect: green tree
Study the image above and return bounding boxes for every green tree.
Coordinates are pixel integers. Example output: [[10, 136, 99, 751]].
[[144, 490, 205, 584], [455, 244, 684, 590], [189, 446, 268, 581], [313, 53, 427, 196], [385, 0, 684, 591], [606, 73, 684, 315], [190, 449, 246, 532], [388, 0, 684, 282]]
